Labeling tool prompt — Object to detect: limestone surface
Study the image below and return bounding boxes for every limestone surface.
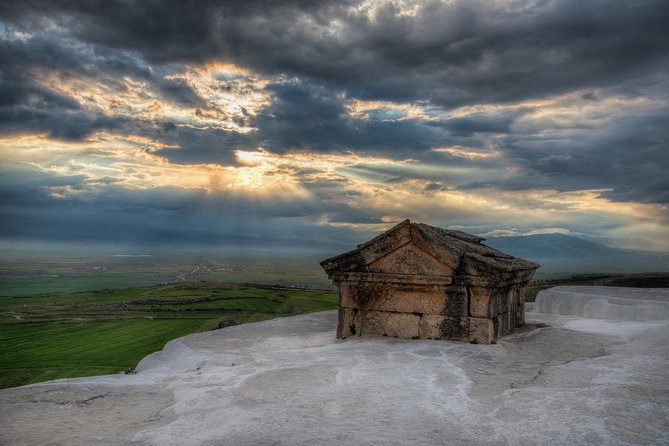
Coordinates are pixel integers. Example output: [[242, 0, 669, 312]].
[[1, 286, 668, 445]]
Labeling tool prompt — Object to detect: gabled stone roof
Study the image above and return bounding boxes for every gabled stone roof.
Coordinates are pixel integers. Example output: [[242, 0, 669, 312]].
[[321, 219, 539, 287]]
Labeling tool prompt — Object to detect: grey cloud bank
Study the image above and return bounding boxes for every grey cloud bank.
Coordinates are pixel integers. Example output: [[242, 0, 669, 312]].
[[1, 0, 668, 250]]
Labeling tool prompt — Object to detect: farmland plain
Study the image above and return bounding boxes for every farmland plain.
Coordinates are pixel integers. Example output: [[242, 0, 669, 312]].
[[0, 254, 333, 297], [0, 281, 337, 389]]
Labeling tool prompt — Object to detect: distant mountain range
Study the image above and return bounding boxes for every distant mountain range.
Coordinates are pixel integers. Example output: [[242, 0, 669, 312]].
[[484, 233, 669, 276], [2, 232, 667, 278]]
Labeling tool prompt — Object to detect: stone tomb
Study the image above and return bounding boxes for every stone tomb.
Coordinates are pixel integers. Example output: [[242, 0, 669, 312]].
[[320, 220, 539, 343]]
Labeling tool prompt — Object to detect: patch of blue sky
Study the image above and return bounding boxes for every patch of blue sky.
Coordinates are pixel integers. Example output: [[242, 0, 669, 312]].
[[366, 108, 406, 120]]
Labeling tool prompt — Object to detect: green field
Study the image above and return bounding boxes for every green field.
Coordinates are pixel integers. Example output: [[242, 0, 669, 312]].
[[0, 282, 338, 389]]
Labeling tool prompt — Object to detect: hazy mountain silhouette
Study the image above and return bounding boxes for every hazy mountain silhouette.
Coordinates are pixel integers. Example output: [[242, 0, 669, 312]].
[[485, 233, 668, 275]]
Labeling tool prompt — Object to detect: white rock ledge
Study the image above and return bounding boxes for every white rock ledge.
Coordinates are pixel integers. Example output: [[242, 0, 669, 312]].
[[1, 286, 668, 445], [535, 285, 669, 321]]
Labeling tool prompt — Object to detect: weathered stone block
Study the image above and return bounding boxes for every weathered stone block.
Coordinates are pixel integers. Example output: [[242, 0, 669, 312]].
[[418, 314, 444, 339], [443, 285, 468, 317], [337, 308, 360, 339], [340, 283, 447, 315], [470, 317, 494, 344], [507, 311, 515, 332], [440, 317, 469, 341], [491, 286, 510, 316], [493, 312, 513, 338], [361, 310, 420, 338], [469, 286, 491, 318], [393, 314, 471, 340], [517, 287, 526, 326]]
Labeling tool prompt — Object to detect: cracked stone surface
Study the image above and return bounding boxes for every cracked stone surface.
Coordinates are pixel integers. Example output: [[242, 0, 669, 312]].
[[1, 286, 668, 445]]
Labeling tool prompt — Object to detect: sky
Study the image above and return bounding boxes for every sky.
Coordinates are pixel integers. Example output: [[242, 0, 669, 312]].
[[1, 0, 668, 253]]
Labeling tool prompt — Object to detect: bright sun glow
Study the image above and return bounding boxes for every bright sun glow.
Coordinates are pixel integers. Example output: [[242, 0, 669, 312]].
[[2, 127, 667, 248], [32, 62, 271, 133]]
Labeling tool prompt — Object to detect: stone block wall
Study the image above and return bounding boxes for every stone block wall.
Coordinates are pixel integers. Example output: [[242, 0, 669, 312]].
[[336, 279, 527, 343]]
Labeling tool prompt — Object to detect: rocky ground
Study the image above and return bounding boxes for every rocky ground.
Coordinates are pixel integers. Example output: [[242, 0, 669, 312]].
[[1, 286, 668, 445]]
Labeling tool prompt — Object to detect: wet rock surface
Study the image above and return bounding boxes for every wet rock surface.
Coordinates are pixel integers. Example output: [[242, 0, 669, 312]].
[[1, 287, 668, 445]]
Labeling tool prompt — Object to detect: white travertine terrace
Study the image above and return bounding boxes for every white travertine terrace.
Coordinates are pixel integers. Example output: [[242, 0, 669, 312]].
[[1, 286, 668, 445]]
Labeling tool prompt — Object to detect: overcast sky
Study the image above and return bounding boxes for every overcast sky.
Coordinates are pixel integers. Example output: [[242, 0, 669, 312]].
[[1, 0, 668, 252]]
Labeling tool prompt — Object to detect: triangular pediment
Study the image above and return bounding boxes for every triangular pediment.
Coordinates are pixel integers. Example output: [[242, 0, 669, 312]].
[[320, 219, 539, 282], [367, 242, 454, 276]]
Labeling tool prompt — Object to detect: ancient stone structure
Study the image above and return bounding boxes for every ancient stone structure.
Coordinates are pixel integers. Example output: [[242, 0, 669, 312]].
[[321, 220, 539, 343]]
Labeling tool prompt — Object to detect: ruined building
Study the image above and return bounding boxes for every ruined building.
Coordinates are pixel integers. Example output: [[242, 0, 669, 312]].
[[320, 220, 539, 344]]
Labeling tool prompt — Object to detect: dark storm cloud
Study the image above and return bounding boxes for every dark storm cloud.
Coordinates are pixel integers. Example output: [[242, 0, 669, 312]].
[[0, 106, 125, 139], [0, 74, 126, 140], [0, 34, 151, 139], [3, 0, 668, 106], [157, 78, 205, 107], [1, 0, 350, 63], [459, 103, 669, 204], [0, 32, 150, 79], [251, 82, 444, 154], [432, 113, 518, 137]]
